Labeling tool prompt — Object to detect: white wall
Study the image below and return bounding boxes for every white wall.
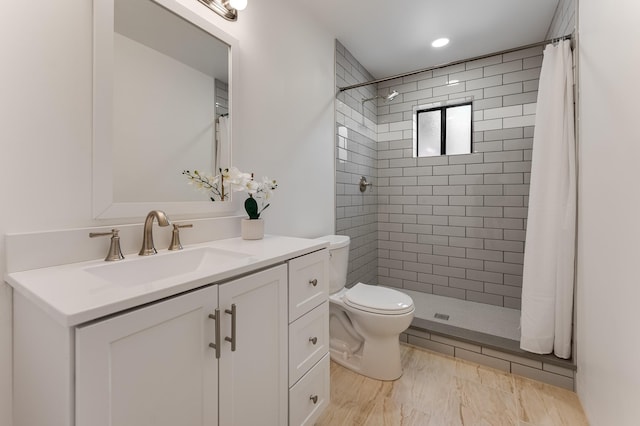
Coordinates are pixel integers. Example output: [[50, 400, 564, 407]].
[[0, 1, 336, 424], [577, 0, 640, 423]]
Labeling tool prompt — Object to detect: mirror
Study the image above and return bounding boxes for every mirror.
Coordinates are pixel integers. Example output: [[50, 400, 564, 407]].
[[93, 0, 238, 219]]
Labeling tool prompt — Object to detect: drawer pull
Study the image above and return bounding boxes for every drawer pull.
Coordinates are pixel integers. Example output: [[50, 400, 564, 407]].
[[310, 394, 318, 404], [309, 278, 318, 287], [309, 336, 318, 345]]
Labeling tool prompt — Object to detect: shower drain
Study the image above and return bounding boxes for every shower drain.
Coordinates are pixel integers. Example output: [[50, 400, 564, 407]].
[[434, 313, 450, 320]]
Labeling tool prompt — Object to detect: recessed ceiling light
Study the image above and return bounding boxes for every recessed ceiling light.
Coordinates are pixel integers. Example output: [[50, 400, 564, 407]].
[[432, 38, 450, 48]]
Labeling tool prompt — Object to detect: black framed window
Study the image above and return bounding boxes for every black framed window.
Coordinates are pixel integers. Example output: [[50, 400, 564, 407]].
[[416, 102, 472, 157]]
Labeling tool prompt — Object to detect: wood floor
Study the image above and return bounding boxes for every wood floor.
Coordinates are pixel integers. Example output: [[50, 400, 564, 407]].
[[316, 344, 589, 426]]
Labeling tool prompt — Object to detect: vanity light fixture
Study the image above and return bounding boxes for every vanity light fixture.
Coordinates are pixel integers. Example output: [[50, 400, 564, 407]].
[[197, 0, 247, 21], [431, 38, 450, 48]]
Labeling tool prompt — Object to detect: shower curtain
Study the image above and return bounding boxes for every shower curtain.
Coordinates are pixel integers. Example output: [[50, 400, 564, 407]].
[[520, 39, 575, 359]]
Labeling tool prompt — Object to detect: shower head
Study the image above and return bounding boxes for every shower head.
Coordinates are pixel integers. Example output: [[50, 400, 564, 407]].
[[385, 90, 399, 101], [362, 89, 400, 104]]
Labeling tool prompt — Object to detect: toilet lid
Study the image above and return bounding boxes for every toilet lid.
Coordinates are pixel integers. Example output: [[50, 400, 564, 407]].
[[344, 283, 414, 315]]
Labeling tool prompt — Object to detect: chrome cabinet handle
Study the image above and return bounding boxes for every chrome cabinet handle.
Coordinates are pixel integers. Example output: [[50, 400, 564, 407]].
[[309, 337, 318, 345], [309, 278, 318, 287], [225, 304, 237, 352], [310, 395, 318, 404], [208, 309, 221, 359]]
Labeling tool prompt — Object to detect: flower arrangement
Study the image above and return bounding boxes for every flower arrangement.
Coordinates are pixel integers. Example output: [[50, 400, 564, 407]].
[[240, 175, 278, 219], [183, 167, 278, 220]]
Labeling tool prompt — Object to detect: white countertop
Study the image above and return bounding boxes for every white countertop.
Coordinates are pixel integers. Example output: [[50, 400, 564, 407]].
[[6, 235, 327, 327]]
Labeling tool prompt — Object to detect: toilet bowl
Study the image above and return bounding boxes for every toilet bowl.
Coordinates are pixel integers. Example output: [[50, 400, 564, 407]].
[[316, 235, 415, 381]]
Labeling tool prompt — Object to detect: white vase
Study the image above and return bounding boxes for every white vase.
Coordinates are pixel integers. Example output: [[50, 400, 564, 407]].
[[241, 218, 264, 240]]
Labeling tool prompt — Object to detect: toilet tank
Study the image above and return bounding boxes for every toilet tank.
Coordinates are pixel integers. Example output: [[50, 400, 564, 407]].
[[316, 235, 350, 293]]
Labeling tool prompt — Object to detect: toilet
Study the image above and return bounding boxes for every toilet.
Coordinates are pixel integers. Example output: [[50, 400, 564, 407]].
[[317, 235, 415, 381]]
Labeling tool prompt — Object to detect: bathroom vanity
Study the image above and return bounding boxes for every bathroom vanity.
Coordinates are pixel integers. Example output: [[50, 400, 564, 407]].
[[7, 235, 329, 426]]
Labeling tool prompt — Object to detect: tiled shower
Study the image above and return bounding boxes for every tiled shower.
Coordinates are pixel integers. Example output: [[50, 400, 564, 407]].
[[335, 41, 547, 310], [335, 0, 574, 312]]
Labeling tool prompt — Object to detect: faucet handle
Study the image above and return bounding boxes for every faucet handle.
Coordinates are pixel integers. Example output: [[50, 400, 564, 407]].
[[168, 223, 193, 251], [89, 229, 125, 261]]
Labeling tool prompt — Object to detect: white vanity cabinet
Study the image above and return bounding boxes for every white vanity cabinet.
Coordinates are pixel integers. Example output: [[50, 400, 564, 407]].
[[9, 236, 329, 426], [75, 264, 287, 426]]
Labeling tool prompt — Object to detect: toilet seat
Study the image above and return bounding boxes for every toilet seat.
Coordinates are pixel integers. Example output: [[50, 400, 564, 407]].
[[344, 283, 414, 315]]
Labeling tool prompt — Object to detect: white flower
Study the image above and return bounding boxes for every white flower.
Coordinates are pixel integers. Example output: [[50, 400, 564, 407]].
[[223, 167, 252, 191], [259, 176, 277, 200], [183, 167, 277, 218]]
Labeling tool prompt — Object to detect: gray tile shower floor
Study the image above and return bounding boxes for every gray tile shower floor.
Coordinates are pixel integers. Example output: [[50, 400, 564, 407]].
[[401, 289, 521, 341]]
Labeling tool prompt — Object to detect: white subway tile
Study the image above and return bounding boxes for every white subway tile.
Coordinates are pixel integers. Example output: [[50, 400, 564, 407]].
[[484, 105, 523, 120], [502, 46, 544, 62], [503, 68, 542, 84], [417, 75, 449, 90], [475, 119, 503, 131], [484, 60, 523, 77], [503, 115, 536, 128], [433, 63, 466, 76], [449, 68, 484, 82], [484, 82, 523, 98], [523, 103, 537, 115], [465, 54, 502, 70], [433, 82, 467, 97], [467, 75, 503, 90]]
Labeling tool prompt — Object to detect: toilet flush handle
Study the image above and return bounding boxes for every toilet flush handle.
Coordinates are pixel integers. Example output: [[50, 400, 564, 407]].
[[309, 278, 318, 287]]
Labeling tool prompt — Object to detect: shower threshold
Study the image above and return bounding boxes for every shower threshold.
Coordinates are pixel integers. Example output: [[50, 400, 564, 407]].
[[397, 288, 576, 389]]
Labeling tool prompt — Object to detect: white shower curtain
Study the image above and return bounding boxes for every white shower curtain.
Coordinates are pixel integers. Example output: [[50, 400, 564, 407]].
[[215, 115, 230, 173], [520, 40, 576, 359]]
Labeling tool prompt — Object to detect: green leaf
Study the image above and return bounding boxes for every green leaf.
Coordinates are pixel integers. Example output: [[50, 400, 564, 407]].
[[244, 196, 259, 219]]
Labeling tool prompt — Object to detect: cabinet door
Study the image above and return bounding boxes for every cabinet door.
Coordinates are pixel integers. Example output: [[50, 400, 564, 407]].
[[218, 264, 288, 426], [76, 286, 219, 426]]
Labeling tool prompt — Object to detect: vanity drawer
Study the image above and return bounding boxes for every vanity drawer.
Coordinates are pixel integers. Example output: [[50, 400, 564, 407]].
[[289, 354, 330, 426], [288, 249, 329, 322], [289, 301, 329, 386]]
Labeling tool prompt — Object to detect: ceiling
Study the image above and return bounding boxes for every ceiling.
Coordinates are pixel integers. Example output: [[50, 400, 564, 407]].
[[298, 0, 561, 80]]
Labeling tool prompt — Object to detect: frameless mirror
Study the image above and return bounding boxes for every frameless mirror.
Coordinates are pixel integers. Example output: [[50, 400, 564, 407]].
[[93, 0, 238, 219]]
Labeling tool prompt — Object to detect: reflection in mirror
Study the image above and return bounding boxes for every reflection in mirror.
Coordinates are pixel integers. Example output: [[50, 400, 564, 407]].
[[93, 0, 238, 219], [113, 0, 229, 202]]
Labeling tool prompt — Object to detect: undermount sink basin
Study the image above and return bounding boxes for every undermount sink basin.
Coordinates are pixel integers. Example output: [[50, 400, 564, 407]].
[[85, 247, 252, 287]]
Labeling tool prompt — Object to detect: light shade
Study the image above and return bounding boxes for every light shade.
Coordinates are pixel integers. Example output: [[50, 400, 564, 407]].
[[431, 38, 450, 48], [228, 0, 247, 10]]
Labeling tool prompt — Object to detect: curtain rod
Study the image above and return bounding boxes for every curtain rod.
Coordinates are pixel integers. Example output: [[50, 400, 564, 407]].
[[338, 33, 573, 93]]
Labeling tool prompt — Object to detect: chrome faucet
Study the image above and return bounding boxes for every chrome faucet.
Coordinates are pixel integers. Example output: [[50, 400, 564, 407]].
[[139, 210, 171, 256]]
